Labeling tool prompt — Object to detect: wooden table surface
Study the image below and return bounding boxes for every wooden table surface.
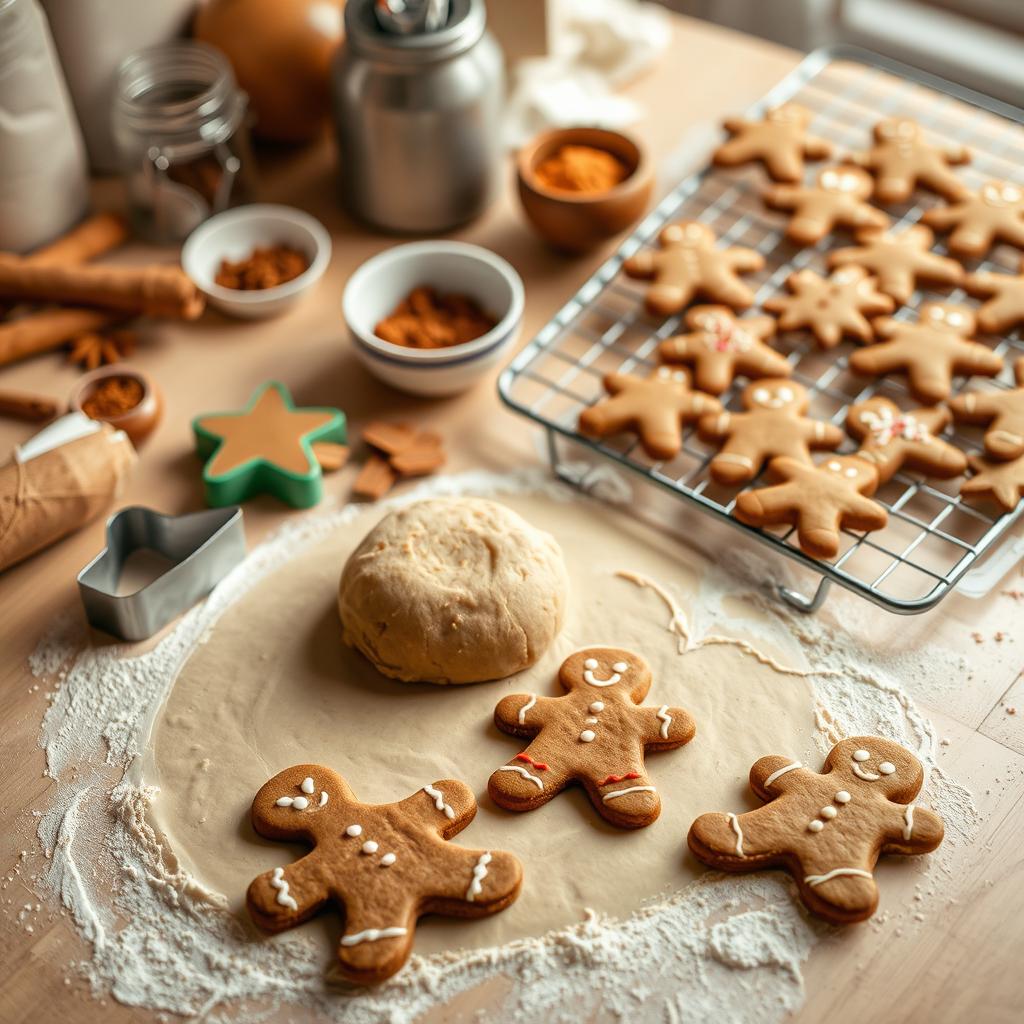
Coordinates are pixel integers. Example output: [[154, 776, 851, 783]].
[[1, 13, 1021, 1024]]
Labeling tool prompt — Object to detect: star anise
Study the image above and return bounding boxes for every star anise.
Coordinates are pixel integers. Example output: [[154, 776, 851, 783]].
[[67, 329, 137, 371]]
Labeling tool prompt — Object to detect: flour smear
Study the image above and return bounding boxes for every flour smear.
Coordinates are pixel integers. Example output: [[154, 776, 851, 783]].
[[25, 470, 976, 1023]]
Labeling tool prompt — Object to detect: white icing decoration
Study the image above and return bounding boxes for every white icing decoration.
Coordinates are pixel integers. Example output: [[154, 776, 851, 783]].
[[291, 796, 309, 810], [583, 663, 624, 687], [518, 694, 537, 724], [381, 852, 396, 867], [319, 791, 328, 806], [300, 777, 315, 795], [465, 851, 492, 901], [808, 820, 824, 833], [580, 730, 596, 743], [903, 804, 915, 840], [275, 797, 294, 807], [851, 763, 881, 781], [820, 806, 837, 820], [612, 661, 628, 672], [878, 761, 896, 775], [271, 867, 298, 911], [726, 812, 744, 856], [585, 717, 598, 724], [345, 824, 362, 837], [804, 867, 873, 887], [495, 764, 544, 790], [601, 785, 656, 803], [589, 701, 604, 713], [340, 927, 408, 947], [362, 841, 378, 854], [853, 749, 871, 761], [763, 761, 802, 788], [423, 784, 456, 820], [834, 790, 851, 804], [656, 705, 671, 740]]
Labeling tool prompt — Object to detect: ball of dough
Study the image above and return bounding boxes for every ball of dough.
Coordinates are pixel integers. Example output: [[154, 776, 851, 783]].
[[338, 498, 569, 684]]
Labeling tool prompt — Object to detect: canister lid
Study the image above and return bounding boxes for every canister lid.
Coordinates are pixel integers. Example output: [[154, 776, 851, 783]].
[[344, 0, 485, 63]]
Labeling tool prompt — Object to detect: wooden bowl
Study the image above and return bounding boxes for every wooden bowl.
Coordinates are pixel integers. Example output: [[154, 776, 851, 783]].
[[69, 365, 163, 447], [516, 127, 654, 254]]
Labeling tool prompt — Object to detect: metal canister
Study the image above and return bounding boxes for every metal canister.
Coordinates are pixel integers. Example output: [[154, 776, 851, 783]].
[[332, 0, 505, 233]]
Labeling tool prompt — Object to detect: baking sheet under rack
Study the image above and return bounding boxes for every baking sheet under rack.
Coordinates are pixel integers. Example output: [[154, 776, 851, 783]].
[[498, 45, 1024, 615]]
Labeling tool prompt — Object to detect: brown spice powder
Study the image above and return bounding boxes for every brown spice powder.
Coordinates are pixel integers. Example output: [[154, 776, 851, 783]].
[[215, 245, 310, 290], [534, 144, 630, 193], [81, 376, 144, 420], [374, 286, 497, 349]]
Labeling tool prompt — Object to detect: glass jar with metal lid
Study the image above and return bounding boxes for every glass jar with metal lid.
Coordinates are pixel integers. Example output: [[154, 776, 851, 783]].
[[332, 0, 505, 233], [112, 41, 251, 243]]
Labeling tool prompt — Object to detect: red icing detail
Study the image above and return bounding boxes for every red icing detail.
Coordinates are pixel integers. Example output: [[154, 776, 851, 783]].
[[601, 772, 641, 786], [516, 753, 549, 771]]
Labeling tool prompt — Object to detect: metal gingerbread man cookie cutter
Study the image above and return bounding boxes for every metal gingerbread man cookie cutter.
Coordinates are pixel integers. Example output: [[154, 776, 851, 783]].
[[77, 505, 246, 641]]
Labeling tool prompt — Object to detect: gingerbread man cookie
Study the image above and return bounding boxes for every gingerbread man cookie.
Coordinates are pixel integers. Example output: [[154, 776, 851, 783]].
[[827, 224, 964, 304], [762, 166, 889, 245], [961, 453, 1024, 513], [949, 357, 1024, 461], [687, 737, 944, 924], [247, 765, 523, 984], [966, 257, 1024, 333], [622, 221, 764, 317], [712, 103, 832, 182], [698, 379, 843, 485], [734, 455, 887, 559], [847, 117, 969, 204], [657, 306, 789, 395], [578, 366, 721, 460], [848, 302, 1002, 405], [488, 647, 696, 829], [763, 266, 894, 348], [846, 397, 966, 484], [922, 180, 1024, 258]]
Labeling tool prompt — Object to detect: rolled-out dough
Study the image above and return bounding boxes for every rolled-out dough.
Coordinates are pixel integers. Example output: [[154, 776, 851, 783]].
[[147, 492, 819, 959]]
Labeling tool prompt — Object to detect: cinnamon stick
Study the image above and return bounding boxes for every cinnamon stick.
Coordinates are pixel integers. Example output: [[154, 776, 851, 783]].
[[0, 389, 59, 422], [25, 212, 129, 266], [0, 308, 121, 368], [0, 257, 204, 319]]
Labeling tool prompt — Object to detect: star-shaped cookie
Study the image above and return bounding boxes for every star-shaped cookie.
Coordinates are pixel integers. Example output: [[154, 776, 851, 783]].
[[247, 765, 523, 984], [657, 305, 789, 395], [762, 166, 889, 245], [846, 117, 969, 204], [713, 102, 832, 182], [845, 396, 966, 483], [622, 221, 764, 317], [827, 224, 964, 304], [578, 366, 721, 460], [961, 453, 1024, 513], [949, 357, 1024, 461], [922, 180, 1024, 258], [966, 258, 1024, 333], [193, 381, 347, 508], [848, 303, 1003, 404], [763, 266, 894, 348]]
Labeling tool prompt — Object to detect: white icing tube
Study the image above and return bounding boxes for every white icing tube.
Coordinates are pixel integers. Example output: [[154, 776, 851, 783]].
[[340, 926, 408, 947], [804, 867, 873, 887], [423, 784, 456, 819], [271, 867, 298, 911], [465, 851, 492, 901], [763, 761, 802, 788], [494, 764, 544, 790], [601, 785, 656, 803]]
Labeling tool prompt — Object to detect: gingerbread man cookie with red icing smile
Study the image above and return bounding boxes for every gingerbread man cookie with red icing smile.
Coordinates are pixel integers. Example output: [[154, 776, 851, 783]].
[[488, 648, 696, 829]]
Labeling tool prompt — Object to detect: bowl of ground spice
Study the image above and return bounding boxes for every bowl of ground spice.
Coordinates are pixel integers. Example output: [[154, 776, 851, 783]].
[[69, 365, 162, 446], [182, 204, 331, 319], [517, 126, 653, 253], [342, 241, 524, 396]]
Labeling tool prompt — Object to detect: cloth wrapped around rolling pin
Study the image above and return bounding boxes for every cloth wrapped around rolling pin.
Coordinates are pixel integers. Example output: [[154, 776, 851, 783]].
[[0, 413, 136, 572]]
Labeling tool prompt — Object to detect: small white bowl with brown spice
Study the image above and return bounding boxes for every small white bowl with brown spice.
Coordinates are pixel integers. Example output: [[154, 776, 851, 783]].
[[342, 241, 524, 397], [181, 204, 331, 319]]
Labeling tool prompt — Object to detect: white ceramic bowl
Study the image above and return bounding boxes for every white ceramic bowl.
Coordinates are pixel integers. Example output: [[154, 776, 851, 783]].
[[181, 204, 331, 319], [342, 241, 525, 397]]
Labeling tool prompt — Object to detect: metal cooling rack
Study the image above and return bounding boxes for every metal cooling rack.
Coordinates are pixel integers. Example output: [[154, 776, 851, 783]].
[[498, 45, 1024, 615]]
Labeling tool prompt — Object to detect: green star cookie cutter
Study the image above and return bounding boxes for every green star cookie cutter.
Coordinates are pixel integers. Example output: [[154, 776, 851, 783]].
[[192, 381, 346, 508]]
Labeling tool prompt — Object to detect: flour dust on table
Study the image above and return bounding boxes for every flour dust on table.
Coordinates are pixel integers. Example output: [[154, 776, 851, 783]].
[[25, 471, 975, 1023]]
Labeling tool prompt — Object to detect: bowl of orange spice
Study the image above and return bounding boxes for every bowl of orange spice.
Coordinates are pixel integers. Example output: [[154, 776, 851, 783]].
[[517, 126, 654, 253], [69, 365, 163, 446]]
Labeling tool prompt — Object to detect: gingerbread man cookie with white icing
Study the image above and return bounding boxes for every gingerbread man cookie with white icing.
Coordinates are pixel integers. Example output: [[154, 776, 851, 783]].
[[846, 117, 969, 204], [247, 765, 522, 984], [949, 357, 1024, 462], [579, 366, 721, 461], [712, 103, 832, 182], [845, 396, 966, 484], [734, 455, 888, 559], [698, 379, 844, 485], [961, 452, 1024, 513], [657, 305, 789, 395], [966, 257, 1024, 333], [762, 166, 889, 245], [488, 648, 696, 829], [688, 736, 944, 924], [622, 221, 765, 318], [763, 266, 894, 349], [922, 180, 1024, 258]]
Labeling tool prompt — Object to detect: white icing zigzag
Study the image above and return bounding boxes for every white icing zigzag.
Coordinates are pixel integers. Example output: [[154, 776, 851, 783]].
[[423, 784, 456, 820], [465, 851, 492, 901], [495, 764, 544, 790]]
